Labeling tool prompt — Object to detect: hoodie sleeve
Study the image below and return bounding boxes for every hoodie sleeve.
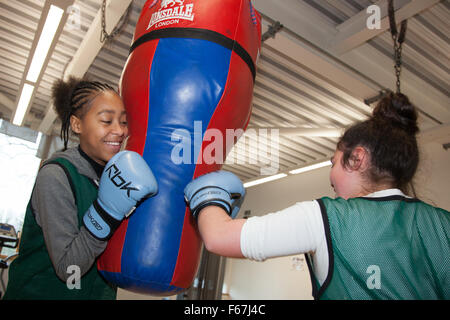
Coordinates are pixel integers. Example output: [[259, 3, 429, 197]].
[[31, 164, 107, 282]]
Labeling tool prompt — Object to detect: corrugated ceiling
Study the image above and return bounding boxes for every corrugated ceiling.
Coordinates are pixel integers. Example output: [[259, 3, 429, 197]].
[[0, 0, 448, 182]]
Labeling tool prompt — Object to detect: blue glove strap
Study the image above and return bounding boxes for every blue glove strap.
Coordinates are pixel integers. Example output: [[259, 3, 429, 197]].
[[82, 200, 122, 241], [230, 192, 245, 219]]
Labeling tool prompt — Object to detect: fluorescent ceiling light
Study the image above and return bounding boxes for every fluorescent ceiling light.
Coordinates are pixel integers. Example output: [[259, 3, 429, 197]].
[[289, 160, 332, 175], [13, 84, 35, 126], [243, 173, 288, 188], [26, 5, 64, 83]]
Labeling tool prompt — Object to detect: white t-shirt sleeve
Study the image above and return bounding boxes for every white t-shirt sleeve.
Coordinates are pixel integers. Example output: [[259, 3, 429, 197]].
[[240, 200, 325, 261]]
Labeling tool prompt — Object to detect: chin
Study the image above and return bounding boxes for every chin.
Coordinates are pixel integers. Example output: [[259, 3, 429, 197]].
[[104, 147, 122, 161], [97, 154, 112, 166], [104, 153, 117, 163]]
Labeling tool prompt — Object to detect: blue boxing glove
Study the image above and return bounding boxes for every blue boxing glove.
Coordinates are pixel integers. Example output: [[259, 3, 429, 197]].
[[184, 171, 245, 219], [83, 151, 158, 240]]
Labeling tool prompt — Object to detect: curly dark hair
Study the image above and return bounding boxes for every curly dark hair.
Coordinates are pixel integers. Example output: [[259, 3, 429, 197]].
[[51, 76, 115, 150], [337, 92, 419, 195]]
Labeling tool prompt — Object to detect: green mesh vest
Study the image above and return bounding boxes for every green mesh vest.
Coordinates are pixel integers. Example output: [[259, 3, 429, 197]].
[[306, 195, 449, 300], [3, 158, 116, 300]]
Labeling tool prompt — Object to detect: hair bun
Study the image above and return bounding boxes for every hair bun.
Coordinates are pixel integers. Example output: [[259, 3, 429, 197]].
[[51, 76, 82, 121], [372, 92, 419, 135]]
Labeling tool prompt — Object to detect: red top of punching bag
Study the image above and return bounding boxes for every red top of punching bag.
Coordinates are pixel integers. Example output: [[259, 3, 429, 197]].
[[132, 0, 261, 68]]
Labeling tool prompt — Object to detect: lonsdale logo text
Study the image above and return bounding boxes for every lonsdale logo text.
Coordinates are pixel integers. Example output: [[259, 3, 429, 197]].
[[147, 0, 195, 30]]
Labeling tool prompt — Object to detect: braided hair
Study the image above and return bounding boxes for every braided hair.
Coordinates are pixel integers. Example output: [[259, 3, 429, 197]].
[[52, 76, 115, 150]]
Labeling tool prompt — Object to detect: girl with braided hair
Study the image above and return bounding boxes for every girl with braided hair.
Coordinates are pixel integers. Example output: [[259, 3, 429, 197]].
[[4, 77, 128, 299]]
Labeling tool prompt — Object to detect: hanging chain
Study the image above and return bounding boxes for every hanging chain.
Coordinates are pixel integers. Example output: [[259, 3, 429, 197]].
[[392, 32, 402, 93], [101, 0, 132, 43], [388, 0, 407, 93]]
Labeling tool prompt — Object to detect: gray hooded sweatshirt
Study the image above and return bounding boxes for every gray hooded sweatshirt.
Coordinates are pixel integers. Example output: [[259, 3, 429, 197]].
[[30, 146, 108, 281]]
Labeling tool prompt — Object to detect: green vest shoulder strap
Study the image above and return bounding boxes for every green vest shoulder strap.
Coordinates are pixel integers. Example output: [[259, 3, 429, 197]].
[[308, 196, 450, 300], [46, 158, 96, 222], [3, 158, 116, 300]]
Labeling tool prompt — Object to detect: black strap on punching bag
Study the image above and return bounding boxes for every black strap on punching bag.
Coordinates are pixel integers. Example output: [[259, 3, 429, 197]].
[[130, 28, 257, 82]]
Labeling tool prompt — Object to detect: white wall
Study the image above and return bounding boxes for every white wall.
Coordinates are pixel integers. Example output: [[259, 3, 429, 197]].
[[224, 140, 450, 300]]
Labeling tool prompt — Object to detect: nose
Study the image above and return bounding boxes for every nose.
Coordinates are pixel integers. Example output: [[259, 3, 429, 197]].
[[111, 120, 127, 137]]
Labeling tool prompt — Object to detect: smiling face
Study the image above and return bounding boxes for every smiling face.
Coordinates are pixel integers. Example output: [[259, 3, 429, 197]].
[[70, 90, 128, 166]]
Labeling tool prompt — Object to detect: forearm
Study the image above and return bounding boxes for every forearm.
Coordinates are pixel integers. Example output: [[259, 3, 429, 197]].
[[49, 226, 107, 282], [39, 207, 107, 282], [197, 206, 246, 258]]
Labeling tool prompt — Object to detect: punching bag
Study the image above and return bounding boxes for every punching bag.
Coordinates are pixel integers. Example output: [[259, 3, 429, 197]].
[[97, 0, 261, 295]]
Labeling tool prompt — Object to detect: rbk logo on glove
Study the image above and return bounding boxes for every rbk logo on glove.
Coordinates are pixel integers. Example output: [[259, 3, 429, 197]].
[[105, 164, 139, 197], [83, 151, 158, 241]]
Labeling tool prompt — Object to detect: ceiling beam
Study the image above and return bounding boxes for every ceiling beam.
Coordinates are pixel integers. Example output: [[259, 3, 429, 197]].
[[253, 0, 335, 49], [262, 32, 379, 102], [38, 0, 133, 134], [331, 0, 442, 55], [339, 43, 450, 125], [253, 0, 450, 126]]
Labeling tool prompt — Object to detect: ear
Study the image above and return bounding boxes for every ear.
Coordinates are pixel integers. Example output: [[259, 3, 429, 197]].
[[70, 115, 82, 135], [348, 146, 369, 172]]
